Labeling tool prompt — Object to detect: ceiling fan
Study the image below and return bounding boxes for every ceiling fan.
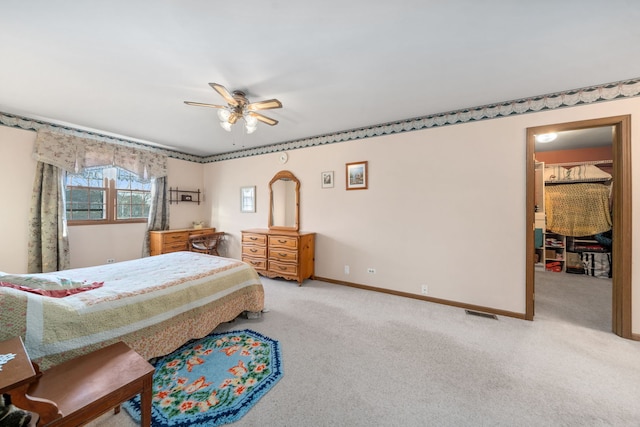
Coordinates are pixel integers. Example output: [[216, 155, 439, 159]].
[[184, 83, 282, 134]]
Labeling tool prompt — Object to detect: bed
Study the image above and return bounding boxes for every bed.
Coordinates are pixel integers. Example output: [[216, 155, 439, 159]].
[[0, 252, 264, 369]]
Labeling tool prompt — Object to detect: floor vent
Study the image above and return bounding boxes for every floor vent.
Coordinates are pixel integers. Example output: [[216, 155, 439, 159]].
[[465, 309, 498, 320]]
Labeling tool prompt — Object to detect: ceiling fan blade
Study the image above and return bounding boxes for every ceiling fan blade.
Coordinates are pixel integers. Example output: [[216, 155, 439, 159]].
[[209, 83, 239, 107], [184, 101, 226, 109], [228, 113, 240, 124], [247, 99, 282, 111], [248, 111, 278, 126]]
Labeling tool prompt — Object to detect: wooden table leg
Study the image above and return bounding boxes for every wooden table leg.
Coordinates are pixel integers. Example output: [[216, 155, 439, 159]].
[[140, 373, 153, 427]]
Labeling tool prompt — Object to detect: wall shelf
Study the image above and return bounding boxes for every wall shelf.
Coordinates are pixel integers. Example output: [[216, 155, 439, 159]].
[[169, 187, 201, 205]]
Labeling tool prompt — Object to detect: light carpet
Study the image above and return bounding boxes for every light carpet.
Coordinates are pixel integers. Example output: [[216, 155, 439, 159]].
[[89, 272, 640, 426]]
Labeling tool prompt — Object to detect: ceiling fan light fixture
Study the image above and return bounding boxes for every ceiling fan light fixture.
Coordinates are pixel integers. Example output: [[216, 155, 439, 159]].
[[217, 108, 231, 122], [244, 114, 258, 127], [185, 83, 282, 137], [220, 121, 232, 132]]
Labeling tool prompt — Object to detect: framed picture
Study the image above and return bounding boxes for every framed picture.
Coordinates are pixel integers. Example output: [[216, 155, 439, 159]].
[[346, 161, 368, 190], [321, 171, 334, 188], [240, 186, 256, 212]]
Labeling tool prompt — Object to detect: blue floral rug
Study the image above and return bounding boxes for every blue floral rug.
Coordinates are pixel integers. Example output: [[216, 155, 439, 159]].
[[122, 329, 283, 426]]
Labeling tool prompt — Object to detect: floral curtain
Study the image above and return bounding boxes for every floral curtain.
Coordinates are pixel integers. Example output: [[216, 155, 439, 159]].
[[142, 177, 170, 257], [28, 162, 70, 273], [29, 129, 169, 271], [33, 129, 168, 178]]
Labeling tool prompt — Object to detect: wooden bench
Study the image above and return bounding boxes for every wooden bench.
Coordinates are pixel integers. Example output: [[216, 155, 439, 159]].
[[1, 339, 154, 427]]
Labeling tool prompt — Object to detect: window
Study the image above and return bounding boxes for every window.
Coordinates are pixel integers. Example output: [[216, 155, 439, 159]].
[[65, 167, 152, 225]]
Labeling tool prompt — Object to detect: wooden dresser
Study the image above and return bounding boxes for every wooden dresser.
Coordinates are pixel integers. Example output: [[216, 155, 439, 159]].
[[242, 228, 315, 285], [149, 227, 215, 256]]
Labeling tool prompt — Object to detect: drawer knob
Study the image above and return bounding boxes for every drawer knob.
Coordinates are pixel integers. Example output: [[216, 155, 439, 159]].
[[250, 248, 258, 253], [278, 239, 287, 244], [250, 237, 258, 240], [279, 252, 288, 257]]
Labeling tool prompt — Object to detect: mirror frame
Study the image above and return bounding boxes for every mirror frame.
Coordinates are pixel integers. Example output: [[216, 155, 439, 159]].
[[268, 170, 300, 231]]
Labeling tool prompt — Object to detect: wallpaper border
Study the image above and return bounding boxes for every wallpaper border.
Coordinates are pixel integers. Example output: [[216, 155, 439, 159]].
[[2, 77, 640, 164], [0, 115, 203, 163]]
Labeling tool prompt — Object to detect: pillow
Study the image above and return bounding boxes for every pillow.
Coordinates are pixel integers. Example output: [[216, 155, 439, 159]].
[[544, 164, 611, 182], [543, 165, 567, 182], [0, 273, 103, 297], [564, 164, 612, 181]]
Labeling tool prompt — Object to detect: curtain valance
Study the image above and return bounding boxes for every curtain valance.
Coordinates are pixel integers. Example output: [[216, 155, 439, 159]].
[[33, 130, 168, 178]]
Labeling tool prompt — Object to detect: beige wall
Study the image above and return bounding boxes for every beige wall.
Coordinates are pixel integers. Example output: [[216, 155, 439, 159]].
[[0, 126, 38, 273], [1, 95, 639, 332], [204, 96, 640, 332]]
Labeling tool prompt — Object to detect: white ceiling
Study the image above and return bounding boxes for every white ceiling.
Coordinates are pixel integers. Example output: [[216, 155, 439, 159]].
[[1, 1, 639, 157], [535, 127, 613, 152]]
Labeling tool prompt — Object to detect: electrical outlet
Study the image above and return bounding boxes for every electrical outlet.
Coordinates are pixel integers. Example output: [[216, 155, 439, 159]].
[[107, 258, 116, 264], [344, 265, 350, 275], [421, 284, 428, 295], [367, 268, 376, 274]]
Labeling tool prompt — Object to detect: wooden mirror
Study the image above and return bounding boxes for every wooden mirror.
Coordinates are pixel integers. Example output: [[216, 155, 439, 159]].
[[268, 170, 300, 231]]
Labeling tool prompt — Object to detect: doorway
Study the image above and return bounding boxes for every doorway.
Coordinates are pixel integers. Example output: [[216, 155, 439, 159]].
[[525, 115, 632, 338]]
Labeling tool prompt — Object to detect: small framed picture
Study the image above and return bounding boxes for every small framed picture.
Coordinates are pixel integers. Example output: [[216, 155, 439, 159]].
[[240, 186, 256, 213], [321, 171, 334, 188], [181, 194, 192, 202], [346, 161, 368, 190]]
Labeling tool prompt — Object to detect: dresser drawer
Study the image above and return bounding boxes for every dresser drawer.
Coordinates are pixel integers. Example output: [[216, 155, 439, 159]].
[[163, 241, 188, 253], [150, 228, 216, 257], [242, 245, 267, 258], [268, 260, 298, 276], [243, 257, 267, 271], [241, 229, 314, 284], [162, 231, 189, 244], [268, 235, 298, 249], [243, 233, 267, 246], [269, 248, 298, 263]]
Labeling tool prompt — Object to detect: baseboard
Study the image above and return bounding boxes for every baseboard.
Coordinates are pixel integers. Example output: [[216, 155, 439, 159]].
[[313, 276, 526, 320]]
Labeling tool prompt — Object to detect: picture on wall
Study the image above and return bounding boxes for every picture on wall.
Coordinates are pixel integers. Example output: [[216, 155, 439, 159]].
[[346, 161, 368, 190], [321, 171, 334, 188], [240, 186, 256, 212]]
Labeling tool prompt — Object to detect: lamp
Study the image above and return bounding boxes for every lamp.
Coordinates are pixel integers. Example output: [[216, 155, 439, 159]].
[[535, 133, 558, 143], [245, 114, 258, 134], [217, 109, 231, 122]]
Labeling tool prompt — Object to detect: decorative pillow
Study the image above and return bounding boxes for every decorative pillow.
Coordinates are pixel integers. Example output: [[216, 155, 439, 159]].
[[0, 273, 103, 298]]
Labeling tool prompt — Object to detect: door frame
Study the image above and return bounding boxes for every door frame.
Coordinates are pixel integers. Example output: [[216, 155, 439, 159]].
[[525, 115, 632, 338]]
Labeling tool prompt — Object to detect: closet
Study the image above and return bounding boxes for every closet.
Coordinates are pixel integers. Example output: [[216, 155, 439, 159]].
[[534, 128, 614, 279], [526, 116, 632, 336]]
